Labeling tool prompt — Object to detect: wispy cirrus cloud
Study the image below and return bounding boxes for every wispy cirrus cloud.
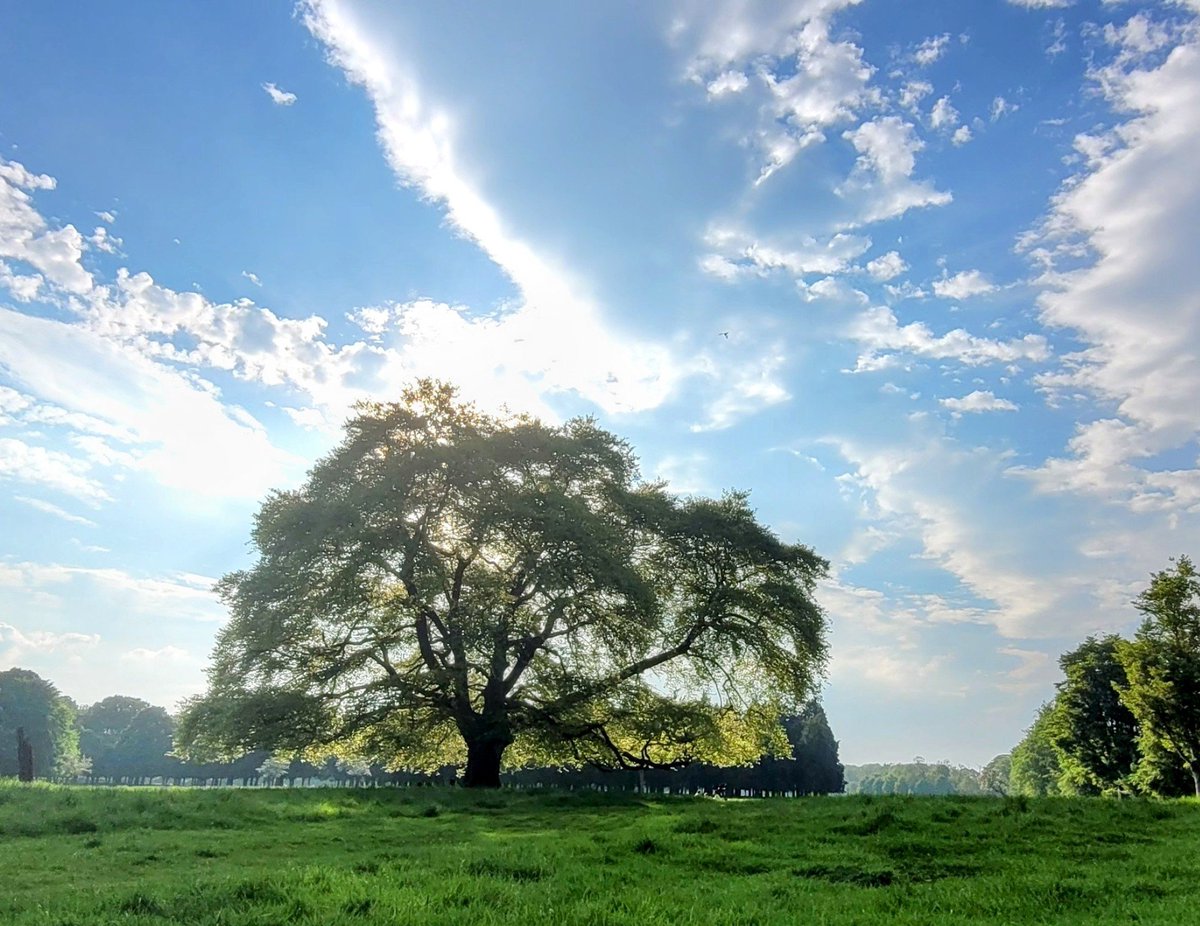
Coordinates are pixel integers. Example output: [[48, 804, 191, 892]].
[[13, 495, 98, 527]]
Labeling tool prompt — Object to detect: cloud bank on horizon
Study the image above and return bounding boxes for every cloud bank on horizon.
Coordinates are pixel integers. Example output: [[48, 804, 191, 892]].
[[0, 0, 1198, 765]]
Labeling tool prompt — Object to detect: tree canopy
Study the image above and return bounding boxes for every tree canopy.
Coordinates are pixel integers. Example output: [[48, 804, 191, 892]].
[[1116, 556, 1200, 797], [1009, 703, 1063, 797], [782, 701, 844, 795], [178, 382, 829, 787], [0, 668, 84, 780], [1050, 635, 1139, 795]]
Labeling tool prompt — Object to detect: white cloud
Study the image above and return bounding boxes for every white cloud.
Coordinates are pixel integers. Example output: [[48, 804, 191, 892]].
[[0, 261, 43, 301], [848, 305, 1050, 371], [826, 436, 1116, 639], [701, 225, 871, 280], [940, 390, 1019, 415], [914, 34, 951, 67], [690, 343, 790, 431], [0, 561, 222, 622], [845, 117, 921, 179], [0, 309, 299, 501], [1105, 12, 1172, 52], [280, 405, 328, 430], [0, 157, 93, 294], [13, 495, 98, 527], [706, 70, 749, 97], [1018, 30, 1200, 512], [0, 621, 99, 663], [88, 226, 121, 255], [799, 275, 868, 304], [262, 82, 297, 106], [241, 269, 262, 286], [831, 644, 957, 693], [0, 437, 112, 504], [929, 96, 959, 131], [0, 384, 33, 417], [121, 645, 192, 664], [1046, 17, 1069, 58], [951, 125, 973, 146], [865, 250, 908, 281], [760, 18, 877, 131], [899, 80, 933, 110], [677, 1, 876, 182], [1007, 0, 1073, 7], [996, 646, 1057, 693], [673, 0, 865, 76], [838, 116, 953, 225], [651, 452, 711, 495], [300, 0, 718, 420], [95, 210, 116, 224], [932, 269, 996, 300], [991, 96, 1019, 121]]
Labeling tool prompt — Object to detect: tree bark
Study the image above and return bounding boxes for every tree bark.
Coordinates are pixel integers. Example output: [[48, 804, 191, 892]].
[[1191, 765, 1199, 799], [16, 727, 34, 782], [463, 738, 506, 789]]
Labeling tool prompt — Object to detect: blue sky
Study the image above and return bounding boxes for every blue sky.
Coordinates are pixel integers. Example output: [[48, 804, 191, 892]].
[[2, 0, 1199, 766]]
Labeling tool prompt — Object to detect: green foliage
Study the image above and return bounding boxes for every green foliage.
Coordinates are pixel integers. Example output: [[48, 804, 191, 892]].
[[1009, 703, 1063, 797], [1116, 555, 1200, 797], [81, 697, 178, 782], [782, 701, 844, 794], [844, 761, 982, 796], [0, 668, 84, 781], [4, 784, 1200, 925], [179, 381, 829, 786], [1050, 635, 1140, 795], [980, 755, 1012, 796]]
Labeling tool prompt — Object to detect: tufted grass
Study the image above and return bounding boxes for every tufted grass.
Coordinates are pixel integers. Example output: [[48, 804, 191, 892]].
[[1, 781, 1197, 924]]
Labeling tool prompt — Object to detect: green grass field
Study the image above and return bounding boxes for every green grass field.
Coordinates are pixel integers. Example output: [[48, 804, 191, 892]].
[[1, 782, 1197, 925]]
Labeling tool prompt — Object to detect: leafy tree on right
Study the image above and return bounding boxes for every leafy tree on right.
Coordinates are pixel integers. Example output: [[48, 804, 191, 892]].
[[1117, 556, 1200, 797], [1009, 702, 1063, 797], [1051, 635, 1140, 794]]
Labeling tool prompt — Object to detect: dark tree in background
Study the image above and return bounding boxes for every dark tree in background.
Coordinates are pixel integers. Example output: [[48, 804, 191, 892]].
[[1051, 635, 1140, 794], [80, 696, 153, 781], [0, 668, 84, 780], [79, 701, 178, 785], [179, 382, 829, 787], [980, 754, 1012, 796], [783, 702, 844, 794], [16, 728, 33, 782]]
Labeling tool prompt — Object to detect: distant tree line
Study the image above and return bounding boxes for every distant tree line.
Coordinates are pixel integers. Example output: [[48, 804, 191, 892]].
[[998, 556, 1200, 798], [844, 760, 988, 796], [0, 669, 845, 795]]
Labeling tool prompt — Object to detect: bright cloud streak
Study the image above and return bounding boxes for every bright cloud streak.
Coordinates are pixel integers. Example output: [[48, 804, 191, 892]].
[[300, 0, 707, 419]]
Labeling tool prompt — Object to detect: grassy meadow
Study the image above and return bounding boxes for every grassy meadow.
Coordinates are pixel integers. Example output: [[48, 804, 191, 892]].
[[1, 782, 1197, 925]]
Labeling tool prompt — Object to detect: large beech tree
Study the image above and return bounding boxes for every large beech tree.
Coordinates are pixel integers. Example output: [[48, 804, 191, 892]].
[[179, 382, 828, 787]]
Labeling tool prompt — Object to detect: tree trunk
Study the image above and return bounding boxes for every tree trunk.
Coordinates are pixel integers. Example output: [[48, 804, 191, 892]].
[[1191, 766, 1199, 799], [16, 727, 34, 782], [463, 738, 506, 789]]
